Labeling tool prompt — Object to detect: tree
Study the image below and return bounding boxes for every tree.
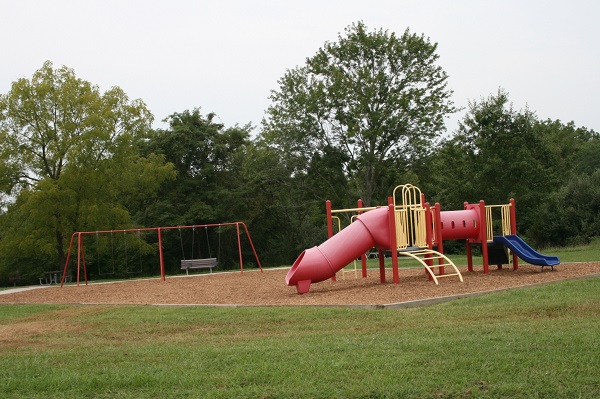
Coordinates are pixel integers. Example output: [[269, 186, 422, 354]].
[[138, 109, 259, 269], [530, 171, 600, 247], [261, 21, 457, 205], [0, 61, 154, 196], [430, 89, 563, 229], [0, 61, 173, 280], [527, 121, 599, 246], [139, 109, 252, 225], [429, 89, 599, 245]]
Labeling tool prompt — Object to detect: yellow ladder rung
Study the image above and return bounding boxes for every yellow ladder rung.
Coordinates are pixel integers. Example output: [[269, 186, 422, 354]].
[[424, 263, 452, 268], [414, 255, 445, 261], [435, 273, 461, 278]]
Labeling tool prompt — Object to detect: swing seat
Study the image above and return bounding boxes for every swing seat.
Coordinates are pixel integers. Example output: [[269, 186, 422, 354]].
[[181, 258, 218, 275]]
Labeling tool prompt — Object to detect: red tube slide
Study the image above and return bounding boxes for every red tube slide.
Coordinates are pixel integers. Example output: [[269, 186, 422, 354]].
[[286, 207, 390, 294]]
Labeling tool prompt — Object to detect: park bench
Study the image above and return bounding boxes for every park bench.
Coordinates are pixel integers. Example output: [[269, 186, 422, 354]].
[[180, 258, 218, 275]]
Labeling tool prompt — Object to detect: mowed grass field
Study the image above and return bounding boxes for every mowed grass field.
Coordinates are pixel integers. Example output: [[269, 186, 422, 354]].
[[1, 274, 599, 398]]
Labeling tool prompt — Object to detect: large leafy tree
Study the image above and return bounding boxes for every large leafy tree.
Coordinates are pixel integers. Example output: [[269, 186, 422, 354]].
[[139, 109, 252, 226], [0, 61, 173, 280], [0, 61, 154, 196], [261, 21, 457, 205], [528, 122, 599, 246], [429, 89, 598, 244], [429, 90, 549, 208], [530, 171, 600, 247], [139, 109, 257, 269]]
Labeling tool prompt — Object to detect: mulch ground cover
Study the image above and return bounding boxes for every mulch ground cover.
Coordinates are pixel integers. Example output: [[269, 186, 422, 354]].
[[2, 262, 599, 307]]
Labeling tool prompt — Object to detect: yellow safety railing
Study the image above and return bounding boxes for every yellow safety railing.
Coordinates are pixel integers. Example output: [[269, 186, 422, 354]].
[[393, 183, 423, 209], [392, 184, 428, 249], [330, 206, 378, 215], [331, 216, 342, 234], [412, 208, 428, 248], [485, 203, 512, 241], [501, 204, 511, 236], [395, 208, 409, 249]]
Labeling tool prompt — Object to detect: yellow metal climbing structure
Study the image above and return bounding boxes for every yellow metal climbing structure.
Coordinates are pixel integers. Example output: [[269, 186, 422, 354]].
[[398, 249, 464, 285], [392, 184, 463, 284]]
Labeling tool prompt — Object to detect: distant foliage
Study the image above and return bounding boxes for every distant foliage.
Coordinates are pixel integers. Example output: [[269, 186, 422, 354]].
[[0, 62, 174, 283]]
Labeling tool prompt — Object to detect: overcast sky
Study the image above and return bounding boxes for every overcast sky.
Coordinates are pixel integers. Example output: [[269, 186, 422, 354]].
[[2, 0, 599, 134]]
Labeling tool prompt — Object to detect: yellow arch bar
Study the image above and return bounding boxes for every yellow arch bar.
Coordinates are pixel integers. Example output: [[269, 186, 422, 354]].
[[398, 249, 463, 285]]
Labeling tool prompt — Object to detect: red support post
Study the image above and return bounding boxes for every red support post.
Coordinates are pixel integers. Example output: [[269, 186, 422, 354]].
[[240, 222, 263, 272], [434, 203, 445, 275], [479, 200, 489, 274], [424, 202, 434, 280], [510, 198, 519, 270], [61, 233, 76, 287], [158, 228, 165, 281], [81, 235, 88, 285], [464, 202, 474, 272], [378, 249, 386, 283], [236, 222, 244, 272], [424, 202, 434, 267], [76, 233, 82, 286], [325, 200, 336, 281], [387, 197, 399, 284], [326, 200, 333, 238], [358, 199, 368, 278], [466, 241, 474, 272]]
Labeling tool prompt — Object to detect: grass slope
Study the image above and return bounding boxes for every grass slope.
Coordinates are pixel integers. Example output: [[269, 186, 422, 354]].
[[1, 277, 599, 398]]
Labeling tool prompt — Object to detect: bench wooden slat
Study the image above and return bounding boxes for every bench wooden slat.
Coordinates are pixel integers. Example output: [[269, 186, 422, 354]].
[[181, 258, 218, 275]]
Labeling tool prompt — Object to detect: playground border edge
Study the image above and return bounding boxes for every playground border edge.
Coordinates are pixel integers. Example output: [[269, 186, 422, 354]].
[[379, 271, 600, 309], [1, 272, 598, 310]]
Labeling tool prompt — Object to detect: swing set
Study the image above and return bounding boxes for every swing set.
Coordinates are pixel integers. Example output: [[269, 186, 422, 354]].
[[60, 222, 263, 287], [93, 230, 146, 276], [179, 225, 220, 274]]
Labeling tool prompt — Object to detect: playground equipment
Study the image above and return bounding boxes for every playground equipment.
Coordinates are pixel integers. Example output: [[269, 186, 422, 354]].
[[286, 184, 560, 294], [61, 222, 263, 287], [493, 235, 559, 271]]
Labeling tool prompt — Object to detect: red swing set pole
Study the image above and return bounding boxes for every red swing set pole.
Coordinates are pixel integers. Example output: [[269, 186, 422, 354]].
[[158, 228, 165, 281], [238, 222, 263, 272], [60, 233, 76, 287], [236, 223, 243, 272]]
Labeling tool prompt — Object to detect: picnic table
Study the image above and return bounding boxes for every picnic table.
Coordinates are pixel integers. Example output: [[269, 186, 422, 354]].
[[39, 270, 67, 285]]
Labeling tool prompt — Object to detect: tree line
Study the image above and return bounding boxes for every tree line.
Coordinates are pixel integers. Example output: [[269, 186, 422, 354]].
[[1, 22, 598, 285]]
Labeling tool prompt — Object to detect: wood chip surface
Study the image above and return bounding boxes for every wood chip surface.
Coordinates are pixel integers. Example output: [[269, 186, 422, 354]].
[[1, 263, 599, 307]]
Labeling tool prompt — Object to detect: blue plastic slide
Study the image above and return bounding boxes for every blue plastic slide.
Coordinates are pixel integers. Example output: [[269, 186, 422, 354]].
[[493, 235, 560, 269]]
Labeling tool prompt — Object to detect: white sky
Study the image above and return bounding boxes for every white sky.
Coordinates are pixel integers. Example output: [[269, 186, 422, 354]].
[[1, 0, 599, 134]]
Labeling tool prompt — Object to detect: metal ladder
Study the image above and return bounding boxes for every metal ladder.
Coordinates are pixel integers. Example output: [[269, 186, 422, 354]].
[[399, 249, 463, 285]]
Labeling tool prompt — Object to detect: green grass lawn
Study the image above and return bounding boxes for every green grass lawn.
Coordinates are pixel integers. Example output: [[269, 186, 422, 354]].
[[543, 237, 600, 262], [1, 276, 599, 398]]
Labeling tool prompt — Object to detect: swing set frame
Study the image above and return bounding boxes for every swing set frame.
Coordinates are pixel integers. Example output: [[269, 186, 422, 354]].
[[60, 222, 263, 287]]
